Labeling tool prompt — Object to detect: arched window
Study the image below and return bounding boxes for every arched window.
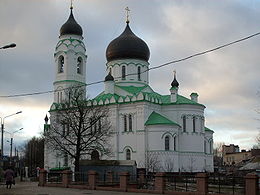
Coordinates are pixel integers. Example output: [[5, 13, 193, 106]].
[[137, 66, 141, 81], [173, 136, 176, 151], [124, 115, 127, 132], [58, 55, 64, 73], [129, 115, 132, 131], [77, 57, 83, 74], [193, 116, 196, 132], [183, 116, 186, 132], [91, 150, 100, 160], [165, 136, 170, 151], [126, 149, 131, 160], [122, 66, 126, 80]]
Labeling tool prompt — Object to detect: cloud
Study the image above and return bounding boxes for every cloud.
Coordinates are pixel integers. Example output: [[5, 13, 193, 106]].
[[0, 0, 259, 150]]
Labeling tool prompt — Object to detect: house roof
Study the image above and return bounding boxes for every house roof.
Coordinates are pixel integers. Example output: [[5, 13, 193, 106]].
[[145, 111, 180, 126]]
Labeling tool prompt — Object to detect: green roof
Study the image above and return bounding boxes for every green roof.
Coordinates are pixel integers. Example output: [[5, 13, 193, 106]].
[[161, 95, 204, 106], [205, 127, 214, 133], [116, 85, 148, 95], [93, 92, 120, 102], [145, 111, 180, 126]]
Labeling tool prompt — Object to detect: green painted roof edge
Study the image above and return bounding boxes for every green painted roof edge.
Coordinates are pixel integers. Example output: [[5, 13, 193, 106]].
[[205, 127, 214, 133], [145, 111, 180, 126]]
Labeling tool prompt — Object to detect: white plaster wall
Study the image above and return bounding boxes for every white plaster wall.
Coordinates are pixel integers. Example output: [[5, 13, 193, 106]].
[[106, 59, 149, 86]]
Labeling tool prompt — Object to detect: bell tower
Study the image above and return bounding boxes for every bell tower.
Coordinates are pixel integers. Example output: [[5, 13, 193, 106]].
[[54, 5, 87, 103]]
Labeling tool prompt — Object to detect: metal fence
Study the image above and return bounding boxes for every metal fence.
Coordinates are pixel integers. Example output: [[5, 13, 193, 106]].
[[165, 174, 197, 192], [47, 171, 62, 184], [137, 174, 155, 190], [71, 172, 88, 185], [208, 174, 245, 195]]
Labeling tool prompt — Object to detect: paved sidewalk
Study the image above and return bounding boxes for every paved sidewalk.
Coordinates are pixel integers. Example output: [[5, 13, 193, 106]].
[[0, 181, 153, 195]]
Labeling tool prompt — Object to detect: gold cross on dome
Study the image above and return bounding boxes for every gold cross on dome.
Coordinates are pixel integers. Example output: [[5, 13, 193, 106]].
[[70, 0, 74, 9], [173, 70, 176, 77], [125, 7, 130, 23]]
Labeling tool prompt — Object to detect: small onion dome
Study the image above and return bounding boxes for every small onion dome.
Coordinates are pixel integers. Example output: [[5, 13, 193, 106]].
[[60, 7, 83, 36], [105, 72, 114, 81], [44, 114, 49, 123], [106, 22, 150, 62], [171, 74, 179, 88]]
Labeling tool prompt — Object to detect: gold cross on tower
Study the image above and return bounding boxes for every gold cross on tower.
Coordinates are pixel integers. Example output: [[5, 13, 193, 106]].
[[125, 7, 130, 23], [70, 0, 74, 9]]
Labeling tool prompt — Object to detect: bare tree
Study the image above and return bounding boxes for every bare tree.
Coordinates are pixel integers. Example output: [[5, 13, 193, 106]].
[[187, 156, 196, 172], [44, 86, 112, 172], [138, 152, 160, 173], [163, 156, 175, 172]]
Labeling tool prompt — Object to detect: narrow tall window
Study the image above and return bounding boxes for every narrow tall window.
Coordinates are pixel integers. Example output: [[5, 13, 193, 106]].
[[138, 66, 141, 81], [77, 57, 82, 74], [98, 119, 101, 133], [124, 115, 127, 132], [193, 116, 196, 132], [204, 141, 207, 153], [122, 66, 126, 80], [173, 136, 176, 151], [129, 115, 132, 131], [209, 141, 212, 154], [58, 55, 64, 73], [165, 136, 170, 151], [183, 116, 186, 132], [126, 149, 131, 160]]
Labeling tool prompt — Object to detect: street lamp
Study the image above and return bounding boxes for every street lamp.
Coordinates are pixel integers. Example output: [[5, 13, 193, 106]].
[[0, 111, 22, 161], [0, 43, 16, 49], [6, 128, 23, 164]]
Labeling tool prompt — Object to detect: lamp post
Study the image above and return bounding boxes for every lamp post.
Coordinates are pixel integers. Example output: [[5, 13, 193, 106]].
[[0, 43, 16, 50], [6, 128, 23, 164], [0, 111, 22, 162]]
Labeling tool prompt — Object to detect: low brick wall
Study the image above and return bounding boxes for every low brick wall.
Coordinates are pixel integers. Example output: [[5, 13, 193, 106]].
[[39, 170, 259, 195]]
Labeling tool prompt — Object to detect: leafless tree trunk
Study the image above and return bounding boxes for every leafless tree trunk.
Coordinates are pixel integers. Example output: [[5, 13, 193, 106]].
[[44, 86, 112, 172]]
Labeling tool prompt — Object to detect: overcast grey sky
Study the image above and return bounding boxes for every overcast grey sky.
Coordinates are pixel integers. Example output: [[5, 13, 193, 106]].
[[0, 0, 260, 154]]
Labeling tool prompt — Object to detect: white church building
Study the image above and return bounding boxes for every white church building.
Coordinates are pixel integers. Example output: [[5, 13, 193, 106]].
[[44, 6, 214, 172]]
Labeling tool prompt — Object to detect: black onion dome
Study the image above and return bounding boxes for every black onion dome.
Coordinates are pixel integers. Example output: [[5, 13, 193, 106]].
[[171, 75, 179, 88], [106, 22, 150, 62], [60, 8, 83, 36], [105, 72, 114, 81]]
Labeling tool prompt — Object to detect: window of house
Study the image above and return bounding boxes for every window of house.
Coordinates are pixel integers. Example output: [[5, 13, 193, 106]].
[[129, 115, 132, 131], [58, 55, 64, 73], [122, 66, 126, 80], [193, 116, 196, 132], [173, 136, 176, 151], [124, 115, 127, 132], [183, 116, 186, 132], [209, 141, 212, 154], [165, 136, 170, 151], [138, 66, 141, 81], [77, 57, 83, 74], [126, 149, 131, 160], [204, 141, 207, 153]]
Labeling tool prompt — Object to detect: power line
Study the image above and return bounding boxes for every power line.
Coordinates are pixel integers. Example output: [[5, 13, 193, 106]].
[[1, 31, 260, 98]]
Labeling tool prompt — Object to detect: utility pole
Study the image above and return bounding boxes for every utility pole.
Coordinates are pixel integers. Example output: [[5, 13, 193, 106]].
[[10, 137, 13, 164]]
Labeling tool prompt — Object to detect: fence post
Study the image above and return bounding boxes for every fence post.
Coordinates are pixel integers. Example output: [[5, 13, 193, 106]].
[[120, 172, 129, 191], [196, 173, 208, 195], [245, 173, 258, 195], [38, 169, 47, 186], [138, 170, 145, 184], [62, 170, 72, 188], [106, 171, 113, 184], [88, 170, 98, 190], [155, 172, 166, 193]]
